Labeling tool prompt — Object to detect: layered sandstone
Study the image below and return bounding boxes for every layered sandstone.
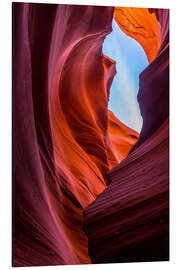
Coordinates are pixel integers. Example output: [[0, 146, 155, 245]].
[[84, 118, 169, 263], [114, 7, 161, 63], [13, 3, 139, 266], [83, 8, 169, 263], [13, 3, 169, 266]]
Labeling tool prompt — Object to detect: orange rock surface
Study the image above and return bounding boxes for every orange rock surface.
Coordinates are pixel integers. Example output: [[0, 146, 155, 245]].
[[114, 7, 161, 63], [49, 6, 140, 262], [13, 4, 140, 266], [13, 4, 169, 267], [107, 110, 139, 169], [84, 8, 169, 263]]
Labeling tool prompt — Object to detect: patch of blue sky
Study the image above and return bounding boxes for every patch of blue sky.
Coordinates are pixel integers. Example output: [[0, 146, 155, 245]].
[[102, 19, 148, 133]]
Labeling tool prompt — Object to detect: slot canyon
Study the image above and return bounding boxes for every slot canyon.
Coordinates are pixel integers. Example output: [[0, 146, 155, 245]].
[[13, 3, 169, 266]]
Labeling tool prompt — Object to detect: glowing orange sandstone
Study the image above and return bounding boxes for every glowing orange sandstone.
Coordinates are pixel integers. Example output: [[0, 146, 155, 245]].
[[14, 4, 143, 266], [108, 110, 139, 168], [114, 7, 161, 63], [49, 7, 140, 263]]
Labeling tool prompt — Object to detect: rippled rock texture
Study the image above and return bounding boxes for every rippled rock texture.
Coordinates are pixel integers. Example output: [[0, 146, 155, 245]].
[[13, 3, 140, 266], [84, 7, 169, 263], [13, 3, 169, 266]]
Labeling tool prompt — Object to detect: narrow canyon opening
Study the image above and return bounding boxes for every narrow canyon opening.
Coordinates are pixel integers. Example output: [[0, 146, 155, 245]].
[[13, 4, 169, 266], [103, 19, 149, 133]]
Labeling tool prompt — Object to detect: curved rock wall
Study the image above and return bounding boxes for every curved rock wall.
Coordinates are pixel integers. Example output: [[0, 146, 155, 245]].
[[13, 3, 139, 266], [137, 8, 169, 146], [83, 8, 169, 263], [13, 3, 169, 266], [114, 7, 161, 63], [114, 7, 169, 147]]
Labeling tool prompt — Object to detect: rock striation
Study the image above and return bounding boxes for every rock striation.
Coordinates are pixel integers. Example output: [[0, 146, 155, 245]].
[[114, 7, 161, 63], [13, 3, 140, 266], [84, 118, 169, 263], [83, 8, 169, 263]]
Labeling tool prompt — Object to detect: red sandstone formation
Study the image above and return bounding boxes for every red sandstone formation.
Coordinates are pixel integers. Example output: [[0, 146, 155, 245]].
[[84, 118, 169, 262], [114, 7, 161, 63], [107, 110, 139, 168], [13, 2, 169, 266], [114, 7, 169, 147], [137, 8, 169, 147], [83, 8, 169, 263], [13, 3, 140, 266]]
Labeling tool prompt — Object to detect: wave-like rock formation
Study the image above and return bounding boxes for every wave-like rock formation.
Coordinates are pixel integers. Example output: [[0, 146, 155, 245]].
[[113, 7, 169, 148], [84, 8, 169, 263], [84, 118, 169, 263], [13, 3, 139, 266], [108, 110, 139, 168], [114, 7, 161, 63]]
